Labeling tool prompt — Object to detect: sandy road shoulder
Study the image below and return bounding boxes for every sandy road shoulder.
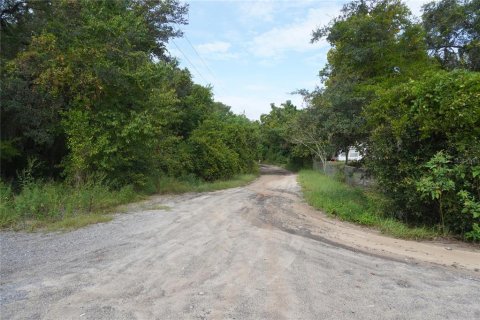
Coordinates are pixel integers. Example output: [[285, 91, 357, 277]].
[[248, 166, 480, 274]]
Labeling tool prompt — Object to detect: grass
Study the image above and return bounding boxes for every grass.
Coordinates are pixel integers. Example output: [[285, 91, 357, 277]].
[[155, 173, 258, 194], [0, 180, 141, 231], [298, 170, 438, 240], [0, 173, 258, 231], [44, 214, 113, 231]]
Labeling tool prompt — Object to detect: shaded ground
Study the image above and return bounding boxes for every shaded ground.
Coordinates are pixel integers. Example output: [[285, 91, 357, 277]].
[[1, 165, 479, 319]]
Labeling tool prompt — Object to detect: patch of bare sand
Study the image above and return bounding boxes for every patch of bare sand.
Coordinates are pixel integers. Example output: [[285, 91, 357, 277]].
[[248, 167, 480, 273]]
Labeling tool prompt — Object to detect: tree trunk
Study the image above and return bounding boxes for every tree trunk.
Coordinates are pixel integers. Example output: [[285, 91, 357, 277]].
[[345, 147, 349, 165]]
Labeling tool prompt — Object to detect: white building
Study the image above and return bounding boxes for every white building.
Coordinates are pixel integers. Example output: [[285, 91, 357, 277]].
[[337, 147, 362, 161]]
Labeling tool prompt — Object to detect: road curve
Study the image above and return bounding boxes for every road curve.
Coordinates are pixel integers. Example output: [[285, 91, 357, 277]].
[[1, 165, 479, 319]]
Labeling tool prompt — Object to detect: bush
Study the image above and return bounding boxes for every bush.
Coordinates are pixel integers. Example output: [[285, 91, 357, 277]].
[[298, 170, 436, 239], [365, 70, 480, 238], [0, 181, 16, 227], [188, 115, 259, 181], [0, 179, 138, 229]]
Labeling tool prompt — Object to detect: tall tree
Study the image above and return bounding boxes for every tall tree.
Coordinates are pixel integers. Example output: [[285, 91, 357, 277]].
[[422, 0, 480, 71], [310, 0, 433, 157], [260, 101, 304, 165], [286, 106, 334, 172], [0, 0, 188, 184]]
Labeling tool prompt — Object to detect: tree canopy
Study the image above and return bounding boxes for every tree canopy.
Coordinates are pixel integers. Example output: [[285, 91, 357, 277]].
[[261, 0, 480, 239], [1, 0, 260, 188]]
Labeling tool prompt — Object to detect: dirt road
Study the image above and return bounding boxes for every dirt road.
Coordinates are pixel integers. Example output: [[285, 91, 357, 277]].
[[1, 165, 480, 319]]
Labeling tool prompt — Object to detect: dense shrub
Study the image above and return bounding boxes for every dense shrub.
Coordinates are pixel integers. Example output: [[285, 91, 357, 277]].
[[189, 114, 259, 181], [0, 179, 138, 228], [1, 0, 260, 191], [366, 70, 480, 237]]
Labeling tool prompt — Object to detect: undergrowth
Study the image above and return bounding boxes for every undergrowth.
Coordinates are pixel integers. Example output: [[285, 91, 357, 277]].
[[155, 174, 257, 194], [298, 170, 438, 240], [0, 173, 258, 231]]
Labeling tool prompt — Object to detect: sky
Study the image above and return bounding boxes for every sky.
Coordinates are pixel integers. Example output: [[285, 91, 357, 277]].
[[167, 0, 430, 120]]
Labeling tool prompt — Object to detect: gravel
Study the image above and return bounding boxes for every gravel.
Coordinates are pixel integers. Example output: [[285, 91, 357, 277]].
[[1, 165, 479, 319]]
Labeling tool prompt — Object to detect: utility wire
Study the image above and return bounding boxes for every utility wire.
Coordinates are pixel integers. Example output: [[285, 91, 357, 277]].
[[183, 34, 218, 84], [183, 35, 232, 96], [171, 39, 210, 84]]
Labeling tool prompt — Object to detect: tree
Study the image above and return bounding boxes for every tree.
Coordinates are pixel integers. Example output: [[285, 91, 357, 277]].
[[422, 0, 480, 71], [1, 0, 189, 185], [287, 106, 334, 172], [189, 111, 259, 181], [310, 0, 432, 158], [0, 0, 52, 60], [365, 70, 480, 235], [260, 101, 299, 164]]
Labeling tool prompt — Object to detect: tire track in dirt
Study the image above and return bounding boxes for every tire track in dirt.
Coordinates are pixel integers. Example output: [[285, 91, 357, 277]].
[[1, 165, 479, 319]]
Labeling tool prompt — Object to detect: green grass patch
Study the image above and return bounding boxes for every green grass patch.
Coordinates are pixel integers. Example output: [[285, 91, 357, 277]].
[[0, 173, 257, 231], [0, 180, 141, 231], [143, 204, 171, 211], [155, 173, 258, 194], [298, 170, 438, 240], [44, 214, 114, 231]]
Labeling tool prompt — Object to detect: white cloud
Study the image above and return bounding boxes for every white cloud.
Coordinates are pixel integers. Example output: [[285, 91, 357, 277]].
[[404, 0, 431, 17], [196, 41, 231, 54], [248, 0, 431, 60], [249, 7, 339, 58], [239, 0, 275, 22], [196, 41, 240, 60]]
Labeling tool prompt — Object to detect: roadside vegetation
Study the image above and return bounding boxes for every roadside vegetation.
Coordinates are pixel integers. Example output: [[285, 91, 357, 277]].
[[155, 174, 258, 194], [260, 0, 479, 241], [0, 0, 260, 230], [298, 170, 437, 240], [0, 179, 138, 231], [0, 171, 258, 231], [1, 0, 478, 239]]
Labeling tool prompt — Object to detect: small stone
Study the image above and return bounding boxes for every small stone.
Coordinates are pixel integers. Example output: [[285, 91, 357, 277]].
[[445, 247, 452, 250], [198, 291, 204, 295]]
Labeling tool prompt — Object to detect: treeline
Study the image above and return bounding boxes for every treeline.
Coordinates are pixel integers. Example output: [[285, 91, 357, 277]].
[[0, 0, 259, 227], [260, 0, 479, 240]]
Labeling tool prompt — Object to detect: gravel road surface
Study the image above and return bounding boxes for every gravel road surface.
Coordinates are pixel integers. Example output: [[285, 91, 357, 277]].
[[1, 165, 480, 319]]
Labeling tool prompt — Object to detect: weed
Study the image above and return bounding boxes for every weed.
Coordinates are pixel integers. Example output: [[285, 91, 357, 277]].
[[298, 170, 438, 240]]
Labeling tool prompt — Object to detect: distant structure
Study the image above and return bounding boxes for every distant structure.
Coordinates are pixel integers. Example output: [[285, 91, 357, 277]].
[[337, 147, 362, 161]]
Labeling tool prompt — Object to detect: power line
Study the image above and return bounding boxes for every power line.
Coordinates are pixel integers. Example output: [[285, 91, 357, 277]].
[[183, 34, 218, 84], [171, 39, 210, 84], [182, 35, 231, 97]]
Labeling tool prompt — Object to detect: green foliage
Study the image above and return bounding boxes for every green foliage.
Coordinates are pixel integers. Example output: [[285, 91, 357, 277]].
[[416, 151, 456, 232], [1, 0, 189, 184], [0, 179, 138, 229], [260, 101, 311, 167], [309, 0, 434, 160], [286, 105, 335, 171], [298, 170, 437, 239], [417, 152, 456, 201], [0, 181, 16, 227], [460, 190, 480, 241], [189, 113, 259, 181], [465, 224, 480, 242], [422, 0, 480, 71], [366, 70, 480, 236], [302, 0, 480, 240], [155, 174, 257, 194], [313, 0, 430, 82], [1, 0, 260, 195]]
